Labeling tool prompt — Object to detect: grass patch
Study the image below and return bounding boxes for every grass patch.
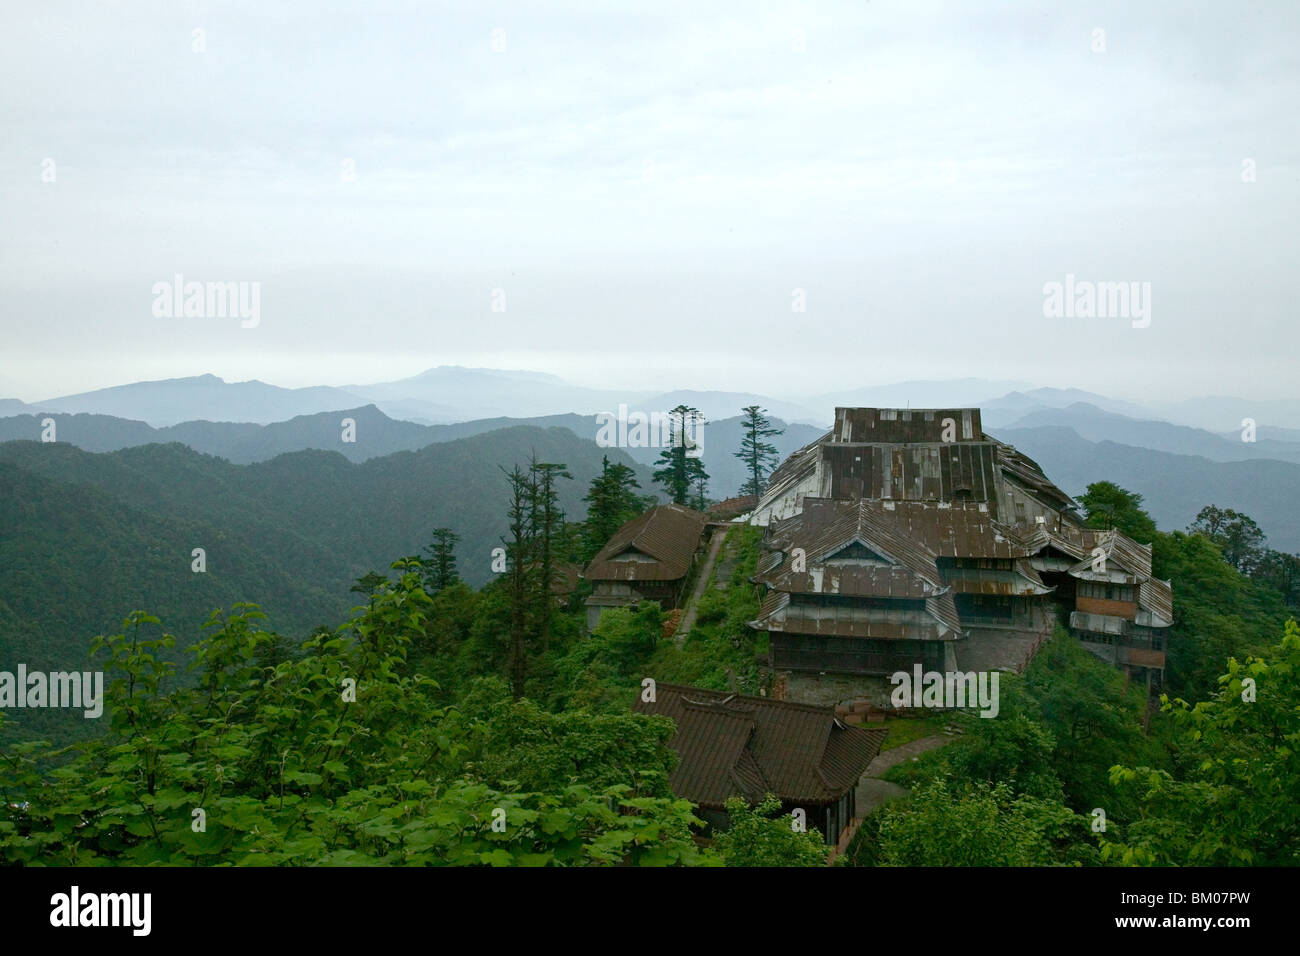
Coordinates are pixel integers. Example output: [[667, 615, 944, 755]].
[[877, 713, 950, 752]]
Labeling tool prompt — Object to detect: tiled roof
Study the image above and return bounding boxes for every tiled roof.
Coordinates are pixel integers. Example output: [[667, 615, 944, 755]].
[[632, 683, 886, 809], [528, 561, 583, 595], [584, 504, 707, 583], [551, 562, 583, 595]]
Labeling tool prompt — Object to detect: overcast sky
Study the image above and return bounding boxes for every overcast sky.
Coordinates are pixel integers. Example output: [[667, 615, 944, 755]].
[[2, 0, 1297, 404]]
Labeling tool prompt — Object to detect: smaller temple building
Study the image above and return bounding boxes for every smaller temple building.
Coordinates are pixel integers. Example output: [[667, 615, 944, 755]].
[[583, 503, 707, 629], [632, 682, 886, 847]]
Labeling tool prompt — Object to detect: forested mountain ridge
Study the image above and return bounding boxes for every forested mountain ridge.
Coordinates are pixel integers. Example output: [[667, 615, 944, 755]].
[[0, 426, 653, 742], [999, 425, 1300, 552], [1001, 402, 1300, 464], [0, 405, 827, 499]]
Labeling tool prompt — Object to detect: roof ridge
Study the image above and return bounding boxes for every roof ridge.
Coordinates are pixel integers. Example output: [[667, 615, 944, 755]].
[[652, 682, 838, 715]]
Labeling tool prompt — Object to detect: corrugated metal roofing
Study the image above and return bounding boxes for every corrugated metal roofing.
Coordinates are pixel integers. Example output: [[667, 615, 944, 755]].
[[1065, 529, 1154, 582], [743, 407, 1173, 661], [763, 498, 945, 587], [944, 564, 1053, 596], [748, 588, 962, 640], [867, 500, 1030, 558], [1018, 523, 1092, 560], [759, 435, 823, 504], [832, 407, 982, 443], [988, 439, 1079, 513], [631, 683, 886, 809], [706, 495, 757, 521], [750, 410, 1083, 527], [819, 442, 1001, 504], [583, 503, 707, 583], [1138, 577, 1174, 627]]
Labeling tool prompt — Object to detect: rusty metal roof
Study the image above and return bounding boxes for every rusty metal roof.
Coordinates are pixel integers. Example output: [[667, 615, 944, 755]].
[[527, 561, 583, 595], [751, 409, 1083, 527], [867, 500, 1030, 558], [583, 503, 707, 583], [631, 683, 886, 809], [762, 498, 945, 587], [944, 562, 1053, 596], [766, 433, 823, 490], [753, 497, 1038, 632], [706, 495, 757, 521], [743, 407, 1174, 647], [927, 590, 963, 632], [759, 498, 1032, 579], [987, 438, 1080, 514], [1138, 577, 1174, 627], [1099, 530, 1154, 576], [819, 442, 1002, 504], [769, 565, 942, 600], [832, 407, 982, 443], [749, 588, 963, 641], [551, 562, 583, 595], [1066, 528, 1154, 582], [1018, 522, 1093, 560]]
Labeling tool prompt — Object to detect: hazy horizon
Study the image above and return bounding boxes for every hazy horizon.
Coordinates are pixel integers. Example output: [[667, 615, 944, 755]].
[[3, 364, 1292, 412], [4, 1, 1298, 402]]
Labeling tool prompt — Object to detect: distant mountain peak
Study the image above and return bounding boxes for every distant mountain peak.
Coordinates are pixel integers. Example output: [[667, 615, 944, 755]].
[[406, 366, 566, 384]]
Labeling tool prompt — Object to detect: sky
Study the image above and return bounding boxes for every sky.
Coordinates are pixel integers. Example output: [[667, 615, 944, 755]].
[[2, 0, 1298, 404]]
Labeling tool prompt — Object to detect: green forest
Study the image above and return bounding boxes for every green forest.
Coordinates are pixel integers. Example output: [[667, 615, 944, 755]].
[[1, 424, 1297, 864]]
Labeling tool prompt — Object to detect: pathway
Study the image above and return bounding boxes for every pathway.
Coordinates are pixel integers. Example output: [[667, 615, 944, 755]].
[[854, 734, 953, 816], [674, 526, 731, 646]]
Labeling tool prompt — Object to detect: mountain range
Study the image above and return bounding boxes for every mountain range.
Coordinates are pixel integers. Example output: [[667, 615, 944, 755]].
[[1, 369, 827, 429], [8, 369, 1300, 435], [996, 425, 1300, 552], [0, 404, 827, 499], [0, 423, 652, 738], [6, 369, 1300, 558]]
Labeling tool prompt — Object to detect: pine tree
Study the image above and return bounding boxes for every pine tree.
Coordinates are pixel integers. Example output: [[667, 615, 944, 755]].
[[734, 405, 782, 499], [692, 474, 709, 511], [421, 527, 460, 593], [501, 464, 536, 700], [653, 405, 708, 506], [529, 457, 572, 654], [581, 455, 643, 561]]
